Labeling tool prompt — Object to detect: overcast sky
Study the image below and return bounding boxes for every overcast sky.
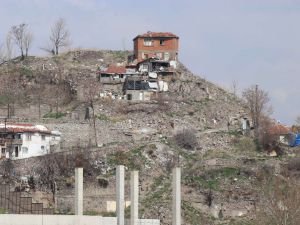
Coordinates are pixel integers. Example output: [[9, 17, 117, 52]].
[[0, 0, 299, 125]]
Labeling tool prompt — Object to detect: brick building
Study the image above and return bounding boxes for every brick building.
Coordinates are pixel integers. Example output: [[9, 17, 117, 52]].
[[133, 31, 179, 62]]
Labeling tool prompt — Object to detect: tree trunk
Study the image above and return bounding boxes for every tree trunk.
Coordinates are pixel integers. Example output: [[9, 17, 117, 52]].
[[55, 45, 59, 55]]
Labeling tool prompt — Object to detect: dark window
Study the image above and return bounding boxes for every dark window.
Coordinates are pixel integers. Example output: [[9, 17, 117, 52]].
[[144, 38, 152, 46], [160, 39, 165, 46], [127, 94, 132, 100], [41, 135, 45, 141], [15, 146, 19, 157]]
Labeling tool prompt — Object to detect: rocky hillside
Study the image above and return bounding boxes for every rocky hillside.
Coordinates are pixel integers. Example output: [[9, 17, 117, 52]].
[[1, 50, 298, 225]]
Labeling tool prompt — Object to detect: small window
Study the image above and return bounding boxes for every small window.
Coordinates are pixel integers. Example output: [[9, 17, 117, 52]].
[[127, 94, 132, 100], [1, 148, 6, 154], [144, 38, 152, 46], [22, 147, 28, 154], [160, 39, 165, 46], [41, 135, 45, 141], [41, 146, 45, 151]]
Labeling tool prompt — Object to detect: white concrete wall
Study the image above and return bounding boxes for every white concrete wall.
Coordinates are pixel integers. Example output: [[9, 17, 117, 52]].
[[11, 132, 60, 160], [0, 215, 160, 225]]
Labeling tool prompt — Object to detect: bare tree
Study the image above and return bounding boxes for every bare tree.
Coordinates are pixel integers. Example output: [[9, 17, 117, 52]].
[[10, 24, 33, 60], [49, 18, 70, 55], [5, 32, 14, 60], [24, 30, 33, 57], [253, 176, 300, 225], [242, 85, 272, 139], [82, 78, 101, 146], [0, 75, 23, 118], [173, 128, 198, 150], [0, 34, 14, 63]]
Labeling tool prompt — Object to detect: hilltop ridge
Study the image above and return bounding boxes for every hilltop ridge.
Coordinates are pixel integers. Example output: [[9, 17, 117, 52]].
[[0, 49, 267, 225]]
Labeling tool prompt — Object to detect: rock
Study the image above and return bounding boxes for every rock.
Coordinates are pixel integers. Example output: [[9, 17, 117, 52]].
[[269, 150, 277, 157]]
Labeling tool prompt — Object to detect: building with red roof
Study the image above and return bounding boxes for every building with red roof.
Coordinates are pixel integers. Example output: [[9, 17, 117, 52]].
[[133, 31, 179, 62], [0, 123, 61, 160]]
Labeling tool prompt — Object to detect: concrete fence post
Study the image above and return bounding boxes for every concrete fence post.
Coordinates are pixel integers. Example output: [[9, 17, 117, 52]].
[[172, 167, 181, 225], [75, 167, 83, 215], [116, 165, 125, 225], [130, 171, 139, 225]]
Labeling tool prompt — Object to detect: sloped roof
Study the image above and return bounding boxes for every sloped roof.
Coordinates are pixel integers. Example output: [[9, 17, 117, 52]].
[[102, 65, 126, 74], [0, 123, 51, 134], [268, 124, 291, 135], [133, 31, 179, 40]]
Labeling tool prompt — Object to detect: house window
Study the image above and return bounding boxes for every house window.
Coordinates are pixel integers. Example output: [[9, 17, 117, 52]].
[[26, 134, 32, 141], [22, 147, 28, 154], [1, 148, 6, 155], [41, 146, 45, 151], [160, 39, 165, 46], [144, 38, 152, 46], [41, 135, 45, 141], [13, 134, 21, 139]]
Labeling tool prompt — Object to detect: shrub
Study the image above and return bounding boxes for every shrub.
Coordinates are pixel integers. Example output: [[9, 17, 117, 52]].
[[28, 176, 36, 190], [97, 178, 109, 188], [173, 129, 198, 150], [288, 158, 300, 171]]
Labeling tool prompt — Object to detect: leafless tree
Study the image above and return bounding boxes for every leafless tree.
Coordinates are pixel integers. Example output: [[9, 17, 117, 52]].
[[253, 176, 300, 225], [49, 18, 70, 55], [0, 75, 23, 118], [5, 32, 14, 60], [24, 30, 33, 57], [10, 24, 33, 60], [173, 128, 198, 150], [242, 85, 272, 139], [82, 78, 101, 146], [0, 34, 14, 64]]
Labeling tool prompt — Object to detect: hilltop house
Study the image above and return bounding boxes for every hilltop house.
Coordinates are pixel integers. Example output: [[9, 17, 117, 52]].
[[132, 31, 179, 62], [0, 123, 61, 160], [97, 32, 179, 101], [268, 123, 291, 145], [98, 65, 127, 84]]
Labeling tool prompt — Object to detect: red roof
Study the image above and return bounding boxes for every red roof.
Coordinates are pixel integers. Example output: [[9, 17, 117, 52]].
[[102, 65, 126, 74], [268, 124, 291, 135], [133, 31, 179, 40], [0, 123, 51, 134]]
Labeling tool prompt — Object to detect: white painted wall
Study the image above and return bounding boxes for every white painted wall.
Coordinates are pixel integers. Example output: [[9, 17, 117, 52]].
[[0, 215, 160, 225], [11, 132, 61, 160]]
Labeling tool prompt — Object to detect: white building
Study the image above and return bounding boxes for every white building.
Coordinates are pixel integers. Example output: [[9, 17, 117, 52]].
[[0, 123, 61, 160]]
